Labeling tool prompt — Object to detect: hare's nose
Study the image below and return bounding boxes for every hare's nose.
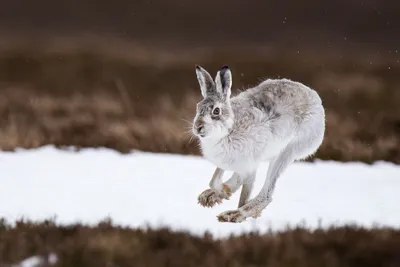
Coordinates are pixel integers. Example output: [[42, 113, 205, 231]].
[[197, 125, 204, 134]]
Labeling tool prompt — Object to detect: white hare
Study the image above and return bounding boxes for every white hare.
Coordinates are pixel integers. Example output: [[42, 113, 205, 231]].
[[192, 65, 325, 223]]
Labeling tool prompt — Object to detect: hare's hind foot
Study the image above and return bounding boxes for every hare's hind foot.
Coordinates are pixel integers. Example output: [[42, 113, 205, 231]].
[[217, 209, 246, 223], [217, 209, 262, 223], [198, 184, 232, 208], [217, 200, 265, 223]]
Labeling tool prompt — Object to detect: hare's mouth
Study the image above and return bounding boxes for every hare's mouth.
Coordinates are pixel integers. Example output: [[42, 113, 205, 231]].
[[194, 131, 206, 138]]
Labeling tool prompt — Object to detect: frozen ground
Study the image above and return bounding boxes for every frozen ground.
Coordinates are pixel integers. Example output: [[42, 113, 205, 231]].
[[1, 146, 400, 238]]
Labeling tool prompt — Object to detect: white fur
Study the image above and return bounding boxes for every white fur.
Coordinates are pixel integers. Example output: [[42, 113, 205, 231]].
[[194, 66, 325, 223]]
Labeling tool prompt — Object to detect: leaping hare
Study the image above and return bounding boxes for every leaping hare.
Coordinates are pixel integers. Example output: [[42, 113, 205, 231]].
[[193, 65, 325, 223]]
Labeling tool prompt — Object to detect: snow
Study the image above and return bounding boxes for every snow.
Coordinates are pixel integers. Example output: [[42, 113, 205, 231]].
[[11, 253, 57, 267], [1, 146, 400, 238]]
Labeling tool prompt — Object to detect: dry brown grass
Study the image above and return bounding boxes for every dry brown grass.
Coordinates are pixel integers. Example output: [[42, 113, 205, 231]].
[[0, 37, 399, 163], [1, 218, 400, 267], [0, 87, 197, 154]]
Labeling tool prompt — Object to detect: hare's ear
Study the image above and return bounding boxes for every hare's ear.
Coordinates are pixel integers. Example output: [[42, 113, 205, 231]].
[[195, 65, 215, 98], [215, 65, 232, 100]]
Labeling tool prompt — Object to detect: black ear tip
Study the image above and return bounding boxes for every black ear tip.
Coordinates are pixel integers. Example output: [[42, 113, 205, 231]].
[[195, 65, 201, 71], [219, 65, 230, 76]]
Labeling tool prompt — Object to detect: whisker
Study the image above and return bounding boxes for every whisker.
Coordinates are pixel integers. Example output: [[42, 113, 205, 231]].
[[179, 117, 201, 148], [182, 131, 199, 147], [187, 135, 195, 145], [183, 129, 194, 134], [180, 118, 194, 126], [180, 118, 195, 133]]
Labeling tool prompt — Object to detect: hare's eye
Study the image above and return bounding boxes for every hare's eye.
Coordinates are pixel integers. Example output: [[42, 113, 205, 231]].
[[213, 107, 220, 115]]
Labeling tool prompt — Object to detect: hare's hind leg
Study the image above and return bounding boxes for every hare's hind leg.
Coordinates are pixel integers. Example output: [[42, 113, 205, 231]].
[[217, 113, 325, 222], [198, 168, 243, 208], [217, 148, 296, 223], [238, 172, 256, 208]]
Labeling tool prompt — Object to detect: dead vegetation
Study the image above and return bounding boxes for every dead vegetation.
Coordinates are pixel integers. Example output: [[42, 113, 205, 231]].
[[0, 218, 400, 267], [0, 38, 399, 163]]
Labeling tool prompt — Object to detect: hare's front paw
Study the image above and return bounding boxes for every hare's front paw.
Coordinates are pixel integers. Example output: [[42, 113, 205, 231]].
[[198, 184, 232, 208]]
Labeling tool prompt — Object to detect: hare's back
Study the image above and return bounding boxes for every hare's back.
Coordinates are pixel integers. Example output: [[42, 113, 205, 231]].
[[238, 78, 320, 113], [257, 78, 319, 105], [232, 78, 322, 129]]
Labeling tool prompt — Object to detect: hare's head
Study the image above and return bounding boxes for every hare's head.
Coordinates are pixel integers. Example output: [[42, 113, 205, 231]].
[[192, 65, 234, 140]]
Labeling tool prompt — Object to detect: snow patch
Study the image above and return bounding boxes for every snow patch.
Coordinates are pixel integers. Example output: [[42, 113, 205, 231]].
[[1, 146, 400, 238], [11, 253, 57, 267]]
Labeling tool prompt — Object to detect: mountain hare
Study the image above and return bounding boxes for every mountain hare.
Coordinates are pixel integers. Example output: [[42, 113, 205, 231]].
[[193, 65, 325, 223]]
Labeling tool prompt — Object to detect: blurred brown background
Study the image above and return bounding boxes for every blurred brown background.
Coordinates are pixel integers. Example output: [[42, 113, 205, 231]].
[[0, 0, 399, 163], [1, 2, 400, 266], [1, 0, 400, 48]]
